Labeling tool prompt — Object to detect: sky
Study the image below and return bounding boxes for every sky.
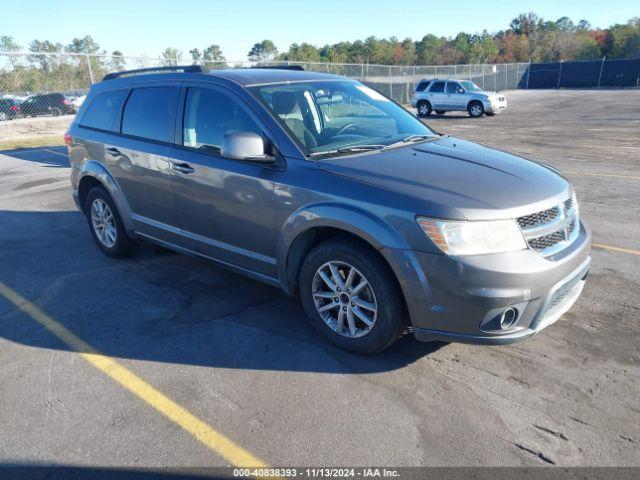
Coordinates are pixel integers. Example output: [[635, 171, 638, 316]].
[[4, 0, 639, 60]]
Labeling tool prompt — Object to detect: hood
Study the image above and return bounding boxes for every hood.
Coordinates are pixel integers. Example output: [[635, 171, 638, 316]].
[[318, 136, 571, 221]]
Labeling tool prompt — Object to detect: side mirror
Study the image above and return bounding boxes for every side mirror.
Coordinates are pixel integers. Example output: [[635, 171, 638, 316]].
[[221, 131, 275, 163]]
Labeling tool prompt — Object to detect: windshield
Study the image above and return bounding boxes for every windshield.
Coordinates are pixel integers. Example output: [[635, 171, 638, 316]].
[[460, 81, 483, 92], [250, 81, 436, 156]]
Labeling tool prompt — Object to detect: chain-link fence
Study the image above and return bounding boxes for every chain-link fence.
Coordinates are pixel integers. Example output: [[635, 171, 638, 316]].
[[0, 52, 531, 123]]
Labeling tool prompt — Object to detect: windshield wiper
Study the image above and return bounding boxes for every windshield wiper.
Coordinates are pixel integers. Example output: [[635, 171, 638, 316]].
[[382, 134, 441, 151], [337, 144, 386, 153], [309, 144, 386, 157]]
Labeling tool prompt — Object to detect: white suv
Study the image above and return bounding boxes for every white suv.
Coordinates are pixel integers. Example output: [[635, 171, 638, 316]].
[[411, 79, 507, 118]]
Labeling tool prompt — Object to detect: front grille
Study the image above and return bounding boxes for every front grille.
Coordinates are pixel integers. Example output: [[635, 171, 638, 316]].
[[517, 206, 560, 229], [528, 229, 565, 251], [517, 196, 579, 257]]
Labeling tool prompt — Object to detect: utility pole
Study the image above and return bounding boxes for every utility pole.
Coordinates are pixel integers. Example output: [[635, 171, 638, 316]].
[[86, 54, 94, 85], [597, 56, 606, 87], [557, 60, 563, 89]]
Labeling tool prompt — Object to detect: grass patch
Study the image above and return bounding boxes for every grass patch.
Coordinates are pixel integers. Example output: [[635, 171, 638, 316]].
[[0, 135, 65, 151]]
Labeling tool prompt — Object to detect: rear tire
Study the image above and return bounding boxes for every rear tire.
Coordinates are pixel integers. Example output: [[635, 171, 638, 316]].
[[299, 238, 407, 354], [467, 101, 484, 118], [85, 186, 138, 258], [416, 101, 432, 117]]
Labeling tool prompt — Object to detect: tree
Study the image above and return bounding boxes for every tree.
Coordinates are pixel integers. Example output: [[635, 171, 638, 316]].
[[0, 36, 21, 52], [280, 43, 321, 62], [203, 45, 225, 63], [415, 34, 444, 64], [110, 50, 126, 71], [28, 40, 63, 72], [510, 12, 540, 36], [248, 40, 278, 61], [66, 35, 101, 55], [189, 48, 202, 64], [161, 47, 182, 66]]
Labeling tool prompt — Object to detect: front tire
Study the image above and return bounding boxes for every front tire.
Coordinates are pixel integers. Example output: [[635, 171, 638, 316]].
[[85, 186, 138, 258], [416, 101, 432, 117], [299, 238, 406, 354], [467, 101, 484, 118], [435, 110, 446, 115]]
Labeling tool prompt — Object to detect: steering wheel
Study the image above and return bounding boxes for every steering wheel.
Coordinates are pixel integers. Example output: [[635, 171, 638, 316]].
[[336, 123, 358, 136]]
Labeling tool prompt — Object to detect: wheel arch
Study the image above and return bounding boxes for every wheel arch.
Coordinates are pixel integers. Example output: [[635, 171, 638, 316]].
[[277, 203, 411, 294], [77, 160, 134, 232]]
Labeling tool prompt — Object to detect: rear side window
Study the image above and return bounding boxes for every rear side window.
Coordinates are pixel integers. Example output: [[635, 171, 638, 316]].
[[80, 90, 127, 131], [122, 87, 179, 143], [430, 81, 445, 93], [416, 81, 431, 92]]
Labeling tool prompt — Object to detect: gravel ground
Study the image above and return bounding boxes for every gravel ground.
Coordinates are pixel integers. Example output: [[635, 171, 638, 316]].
[[0, 89, 638, 471], [0, 114, 73, 141]]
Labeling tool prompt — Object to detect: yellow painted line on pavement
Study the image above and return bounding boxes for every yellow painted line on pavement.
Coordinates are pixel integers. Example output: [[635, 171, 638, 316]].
[[0, 281, 269, 469], [563, 170, 640, 180], [592, 243, 640, 256]]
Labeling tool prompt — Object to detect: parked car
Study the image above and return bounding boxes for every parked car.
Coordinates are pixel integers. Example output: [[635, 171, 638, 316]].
[[70, 94, 87, 110], [411, 79, 507, 117], [0, 98, 20, 120], [21, 93, 76, 117], [67, 66, 590, 354]]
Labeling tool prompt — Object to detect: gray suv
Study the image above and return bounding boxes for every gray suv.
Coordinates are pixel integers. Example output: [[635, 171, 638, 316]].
[[67, 65, 590, 354], [411, 79, 507, 117]]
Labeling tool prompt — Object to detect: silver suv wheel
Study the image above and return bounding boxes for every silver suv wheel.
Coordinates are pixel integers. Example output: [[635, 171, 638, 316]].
[[469, 103, 484, 117], [90, 198, 117, 248], [418, 103, 430, 116], [311, 261, 377, 338]]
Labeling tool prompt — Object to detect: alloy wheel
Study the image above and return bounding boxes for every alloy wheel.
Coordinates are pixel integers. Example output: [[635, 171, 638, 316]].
[[311, 261, 378, 338], [90, 198, 117, 248]]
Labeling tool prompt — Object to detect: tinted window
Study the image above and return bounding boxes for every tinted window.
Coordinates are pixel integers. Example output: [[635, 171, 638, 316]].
[[81, 90, 127, 131], [446, 82, 462, 93], [416, 81, 431, 92], [122, 87, 179, 143], [430, 81, 445, 93], [183, 87, 263, 150]]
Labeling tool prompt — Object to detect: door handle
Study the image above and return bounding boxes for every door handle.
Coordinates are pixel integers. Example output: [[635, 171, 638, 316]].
[[171, 161, 195, 174], [106, 147, 121, 156]]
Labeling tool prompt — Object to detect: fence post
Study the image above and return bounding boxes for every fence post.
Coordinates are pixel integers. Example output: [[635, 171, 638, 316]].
[[597, 56, 606, 87], [557, 60, 562, 89], [389, 66, 393, 100], [85, 54, 94, 85], [361, 63, 365, 81], [481, 65, 485, 90], [526, 60, 531, 89]]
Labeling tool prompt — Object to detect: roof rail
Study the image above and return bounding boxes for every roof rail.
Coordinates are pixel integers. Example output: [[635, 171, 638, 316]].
[[250, 65, 304, 71], [102, 65, 205, 81]]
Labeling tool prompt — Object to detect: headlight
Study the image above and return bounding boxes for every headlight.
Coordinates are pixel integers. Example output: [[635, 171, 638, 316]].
[[417, 217, 527, 255]]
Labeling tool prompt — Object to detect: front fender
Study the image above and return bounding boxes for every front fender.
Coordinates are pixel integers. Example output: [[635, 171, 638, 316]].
[[78, 160, 134, 233], [276, 202, 411, 287]]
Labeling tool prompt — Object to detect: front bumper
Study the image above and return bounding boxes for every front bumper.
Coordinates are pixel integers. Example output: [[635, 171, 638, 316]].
[[484, 98, 507, 114], [382, 221, 591, 345]]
